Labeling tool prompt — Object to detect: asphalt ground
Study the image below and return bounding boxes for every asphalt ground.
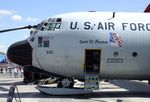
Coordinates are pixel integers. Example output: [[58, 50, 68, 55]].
[[0, 73, 150, 102]]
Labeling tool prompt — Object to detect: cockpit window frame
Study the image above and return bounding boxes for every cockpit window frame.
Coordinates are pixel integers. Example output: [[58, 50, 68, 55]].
[[38, 18, 62, 31]]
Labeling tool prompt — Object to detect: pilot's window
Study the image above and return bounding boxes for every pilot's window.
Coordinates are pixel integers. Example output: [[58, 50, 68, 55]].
[[47, 18, 51, 22], [51, 18, 56, 22], [40, 22, 48, 31], [47, 23, 55, 30], [56, 18, 61, 22], [40, 18, 62, 31], [55, 23, 61, 30], [44, 23, 48, 26], [36, 22, 44, 30], [41, 26, 45, 31]]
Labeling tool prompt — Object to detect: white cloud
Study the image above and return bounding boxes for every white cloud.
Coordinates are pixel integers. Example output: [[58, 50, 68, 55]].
[[11, 15, 22, 21], [11, 15, 40, 22], [0, 10, 15, 16], [26, 17, 40, 22], [0, 45, 7, 53]]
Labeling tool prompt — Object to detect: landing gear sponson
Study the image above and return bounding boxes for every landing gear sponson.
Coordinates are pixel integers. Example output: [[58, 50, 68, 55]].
[[36, 77, 94, 95], [36, 49, 101, 95]]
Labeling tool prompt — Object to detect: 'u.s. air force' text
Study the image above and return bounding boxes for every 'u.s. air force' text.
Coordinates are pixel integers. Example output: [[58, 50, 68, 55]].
[[70, 22, 150, 31]]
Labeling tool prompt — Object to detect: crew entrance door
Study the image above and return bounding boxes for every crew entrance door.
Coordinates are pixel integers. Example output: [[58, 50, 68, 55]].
[[84, 49, 101, 90]]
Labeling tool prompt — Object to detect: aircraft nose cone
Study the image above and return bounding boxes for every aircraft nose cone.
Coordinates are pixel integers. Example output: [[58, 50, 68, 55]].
[[7, 40, 32, 66]]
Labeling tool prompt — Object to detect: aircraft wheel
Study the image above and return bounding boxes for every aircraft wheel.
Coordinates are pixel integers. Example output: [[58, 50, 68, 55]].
[[57, 78, 74, 88]]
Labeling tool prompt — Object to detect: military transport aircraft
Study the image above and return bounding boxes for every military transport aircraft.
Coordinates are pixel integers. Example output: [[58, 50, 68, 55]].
[[1, 4, 150, 94]]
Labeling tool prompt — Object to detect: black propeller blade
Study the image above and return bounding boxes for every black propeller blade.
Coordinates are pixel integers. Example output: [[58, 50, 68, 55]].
[[0, 25, 37, 33]]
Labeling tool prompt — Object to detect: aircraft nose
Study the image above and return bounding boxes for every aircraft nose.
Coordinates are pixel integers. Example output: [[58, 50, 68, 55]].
[[7, 40, 32, 66]]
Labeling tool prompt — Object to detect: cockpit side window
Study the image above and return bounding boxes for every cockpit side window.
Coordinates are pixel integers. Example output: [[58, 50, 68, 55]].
[[36, 22, 45, 30], [56, 18, 61, 22], [40, 23, 48, 31], [39, 18, 62, 31]]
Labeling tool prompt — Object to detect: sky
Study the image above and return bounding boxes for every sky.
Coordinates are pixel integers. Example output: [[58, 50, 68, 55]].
[[0, 0, 149, 53]]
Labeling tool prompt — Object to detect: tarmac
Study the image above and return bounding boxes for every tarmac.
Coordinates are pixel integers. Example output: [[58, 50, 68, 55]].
[[0, 73, 150, 102]]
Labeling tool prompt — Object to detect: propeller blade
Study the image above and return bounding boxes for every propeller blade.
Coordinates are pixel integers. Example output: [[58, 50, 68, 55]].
[[0, 25, 37, 33]]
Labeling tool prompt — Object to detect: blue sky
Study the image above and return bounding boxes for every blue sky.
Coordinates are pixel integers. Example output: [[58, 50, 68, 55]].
[[0, 0, 149, 53]]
